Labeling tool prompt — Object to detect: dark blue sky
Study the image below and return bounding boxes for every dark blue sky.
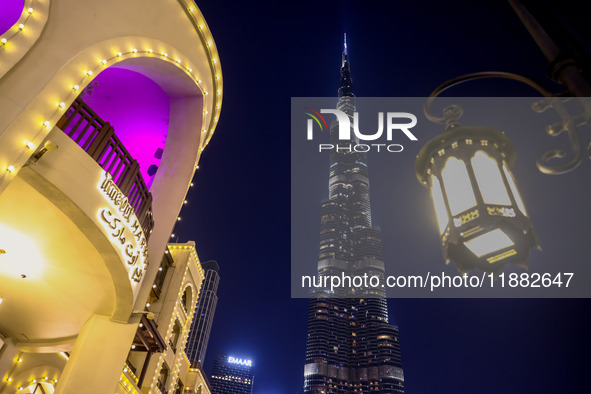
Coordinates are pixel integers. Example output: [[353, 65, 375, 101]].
[[174, 1, 591, 393]]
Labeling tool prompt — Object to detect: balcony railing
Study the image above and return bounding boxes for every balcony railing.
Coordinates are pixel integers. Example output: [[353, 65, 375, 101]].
[[56, 98, 154, 239], [156, 379, 168, 394]]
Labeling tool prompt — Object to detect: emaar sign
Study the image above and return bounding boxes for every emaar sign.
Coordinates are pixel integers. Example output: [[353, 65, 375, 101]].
[[228, 356, 253, 367]]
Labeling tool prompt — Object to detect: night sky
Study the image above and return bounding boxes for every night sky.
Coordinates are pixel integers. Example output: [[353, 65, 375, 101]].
[[172, 1, 591, 393]]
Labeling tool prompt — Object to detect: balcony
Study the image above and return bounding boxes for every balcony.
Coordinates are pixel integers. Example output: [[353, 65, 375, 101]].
[[56, 98, 154, 239]]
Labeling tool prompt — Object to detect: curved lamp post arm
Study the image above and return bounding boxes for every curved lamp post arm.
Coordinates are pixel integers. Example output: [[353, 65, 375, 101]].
[[424, 71, 554, 125], [424, 71, 587, 175]]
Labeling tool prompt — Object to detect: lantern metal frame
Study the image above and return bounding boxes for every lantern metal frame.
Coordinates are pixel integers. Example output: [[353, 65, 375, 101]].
[[416, 124, 540, 274]]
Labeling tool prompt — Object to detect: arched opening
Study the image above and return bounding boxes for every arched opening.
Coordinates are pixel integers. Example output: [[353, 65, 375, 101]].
[[80, 68, 170, 189], [181, 285, 193, 315], [0, 0, 23, 36]]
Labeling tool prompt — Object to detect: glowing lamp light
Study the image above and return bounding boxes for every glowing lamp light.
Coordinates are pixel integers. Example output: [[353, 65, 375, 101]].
[[416, 125, 539, 274], [0, 224, 46, 279]]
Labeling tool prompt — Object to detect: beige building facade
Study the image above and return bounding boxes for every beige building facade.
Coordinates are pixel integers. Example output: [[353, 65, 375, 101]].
[[0, 0, 221, 393]]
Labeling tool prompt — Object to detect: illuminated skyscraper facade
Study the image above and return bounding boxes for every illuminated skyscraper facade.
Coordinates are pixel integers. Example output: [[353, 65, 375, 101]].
[[186, 260, 220, 366], [210, 353, 254, 394], [303, 40, 405, 393]]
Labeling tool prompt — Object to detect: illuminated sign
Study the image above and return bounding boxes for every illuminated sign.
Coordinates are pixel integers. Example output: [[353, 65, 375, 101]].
[[228, 356, 252, 367], [97, 172, 148, 284]]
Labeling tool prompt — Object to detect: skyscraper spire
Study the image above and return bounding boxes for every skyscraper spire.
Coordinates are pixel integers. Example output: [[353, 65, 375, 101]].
[[342, 33, 349, 68], [339, 34, 354, 99]]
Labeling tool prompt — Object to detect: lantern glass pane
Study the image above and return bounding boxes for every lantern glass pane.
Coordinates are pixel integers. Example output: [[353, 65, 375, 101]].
[[431, 176, 448, 235], [441, 157, 476, 216], [464, 228, 514, 257], [471, 151, 511, 206], [503, 163, 528, 216]]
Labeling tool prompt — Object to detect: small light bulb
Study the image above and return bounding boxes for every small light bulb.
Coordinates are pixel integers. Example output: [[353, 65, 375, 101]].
[[190, 183, 194, 187], [188, 68, 192, 72], [43, 120, 51, 128], [171, 233, 175, 237], [132, 48, 138, 53], [177, 217, 181, 221], [7, 377, 11, 382], [117, 52, 122, 57], [152, 284, 156, 288], [1, 38, 6, 44], [163, 52, 168, 57], [101, 59, 107, 65], [199, 24, 204, 29], [204, 110, 208, 114], [25, 141, 35, 150], [177, 59, 181, 63], [28, 8, 33, 13], [131, 345, 136, 349], [73, 84, 79, 91], [183, 200, 188, 204], [58, 102, 66, 109], [139, 323, 143, 327], [204, 91, 208, 95], [148, 48, 153, 53], [18, 24, 24, 30], [86, 70, 93, 76], [213, 58, 217, 63], [159, 267, 163, 271], [18, 358, 22, 363], [0, 297, 3, 304], [207, 41, 212, 47], [189, 7, 194, 11], [202, 129, 206, 133], [196, 165, 200, 169], [146, 303, 150, 307]]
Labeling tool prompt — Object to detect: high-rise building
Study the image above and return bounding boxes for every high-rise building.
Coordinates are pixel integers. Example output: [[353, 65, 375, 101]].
[[186, 260, 220, 366], [303, 38, 405, 393], [210, 353, 254, 394]]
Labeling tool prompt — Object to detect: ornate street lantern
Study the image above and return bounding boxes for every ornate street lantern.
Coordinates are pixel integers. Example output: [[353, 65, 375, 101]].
[[416, 125, 540, 274]]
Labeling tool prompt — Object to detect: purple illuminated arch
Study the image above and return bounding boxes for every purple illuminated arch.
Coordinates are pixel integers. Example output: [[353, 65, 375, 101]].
[[0, 0, 24, 36], [82, 68, 170, 189]]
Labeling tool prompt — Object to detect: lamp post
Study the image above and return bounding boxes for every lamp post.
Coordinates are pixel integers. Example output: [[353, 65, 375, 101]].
[[416, 0, 591, 274]]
